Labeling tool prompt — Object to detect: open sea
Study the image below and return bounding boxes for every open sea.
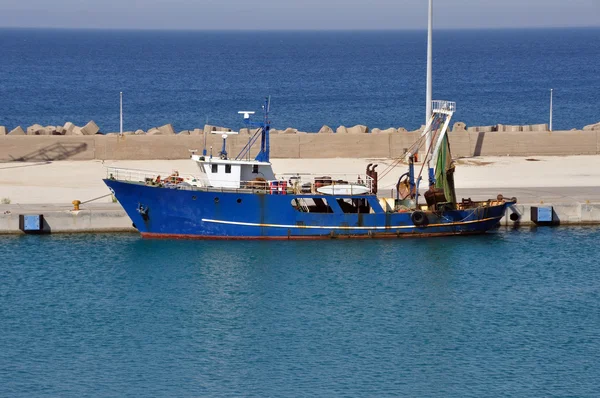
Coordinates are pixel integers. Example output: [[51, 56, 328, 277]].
[[0, 28, 599, 132], [1, 227, 599, 396]]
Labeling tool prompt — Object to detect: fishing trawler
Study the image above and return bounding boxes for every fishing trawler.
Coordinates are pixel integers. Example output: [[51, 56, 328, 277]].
[[104, 2, 515, 239], [104, 98, 516, 239]]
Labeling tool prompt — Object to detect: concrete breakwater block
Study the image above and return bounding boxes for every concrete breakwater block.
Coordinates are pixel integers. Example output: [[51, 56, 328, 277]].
[[81, 120, 100, 135], [63, 122, 76, 135], [25, 125, 66, 135], [146, 127, 160, 135], [203, 124, 231, 134], [336, 125, 369, 134], [146, 124, 175, 135], [583, 122, 600, 131], [64, 122, 88, 135], [27, 124, 45, 135], [158, 124, 175, 135], [334, 125, 368, 134], [371, 128, 397, 134], [0, 126, 6, 135], [452, 122, 467, 132], [347, 125, 368, 134], [318, 125, 334, 134], [8, 126, 26, 135], [282, 128, 298, 134]]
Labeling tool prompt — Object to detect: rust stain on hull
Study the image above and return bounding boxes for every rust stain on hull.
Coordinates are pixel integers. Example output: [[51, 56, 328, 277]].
[[141, 230, 491, 240]]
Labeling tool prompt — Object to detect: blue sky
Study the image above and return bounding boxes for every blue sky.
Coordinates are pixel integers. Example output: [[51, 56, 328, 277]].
[[1, 0, 599, 30]]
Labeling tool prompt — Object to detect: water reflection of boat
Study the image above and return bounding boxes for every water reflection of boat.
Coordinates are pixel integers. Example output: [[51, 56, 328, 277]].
[[104, 98, 516, 239]]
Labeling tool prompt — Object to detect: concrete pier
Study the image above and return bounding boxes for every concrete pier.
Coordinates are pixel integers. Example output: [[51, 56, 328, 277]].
[[2, 197, 600, 235], [501, 203, 600, 227], [0, 203, 135, 234]]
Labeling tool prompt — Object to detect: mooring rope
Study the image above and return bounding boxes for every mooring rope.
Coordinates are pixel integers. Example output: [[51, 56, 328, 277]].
[[81, 193, 113, 204]]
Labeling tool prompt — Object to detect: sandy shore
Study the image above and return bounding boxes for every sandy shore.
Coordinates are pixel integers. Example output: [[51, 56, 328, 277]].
[[1, 156, 600, 204]]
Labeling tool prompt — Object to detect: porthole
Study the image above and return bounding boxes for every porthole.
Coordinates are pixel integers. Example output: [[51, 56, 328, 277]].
[[214, 197, 220, 204], [237, 198, 242, 204]]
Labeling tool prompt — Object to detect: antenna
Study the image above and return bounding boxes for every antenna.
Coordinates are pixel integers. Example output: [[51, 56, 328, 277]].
[[219, 134, 228, 159], [238, 111, 255, 120], [203, 115, 208, 156]]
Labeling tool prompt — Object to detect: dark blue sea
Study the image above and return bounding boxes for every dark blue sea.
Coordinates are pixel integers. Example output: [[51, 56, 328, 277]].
[[0, 28, 599, 133], [1, 228, 599, 396]]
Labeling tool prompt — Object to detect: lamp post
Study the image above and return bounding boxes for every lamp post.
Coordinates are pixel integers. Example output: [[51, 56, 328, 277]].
[[120, 92, 123, 135], [549, 89, 553, 132]]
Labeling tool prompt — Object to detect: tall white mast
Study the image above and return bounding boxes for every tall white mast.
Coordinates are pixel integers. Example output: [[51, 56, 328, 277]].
[[426, 0, 433, 124], [120, 91, 124, 135], [425, 0, 433, 183]]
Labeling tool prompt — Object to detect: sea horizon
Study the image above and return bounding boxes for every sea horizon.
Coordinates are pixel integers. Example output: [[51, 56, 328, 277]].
[[1, 25, 599, 32]]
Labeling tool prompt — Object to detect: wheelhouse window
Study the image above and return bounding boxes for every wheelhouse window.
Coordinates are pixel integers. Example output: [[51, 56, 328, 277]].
[[252, 165, 259, 174], [211, 164, 218, 173], [225, 164, 232, 174]]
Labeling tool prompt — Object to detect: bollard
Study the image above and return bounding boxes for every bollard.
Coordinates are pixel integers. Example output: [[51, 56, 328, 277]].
[[72, 200, 81, 211]]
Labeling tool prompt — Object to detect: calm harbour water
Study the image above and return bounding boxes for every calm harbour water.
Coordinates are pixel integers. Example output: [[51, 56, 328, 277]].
[[1, 227, 599, 396], [0, 28, 599, 132]]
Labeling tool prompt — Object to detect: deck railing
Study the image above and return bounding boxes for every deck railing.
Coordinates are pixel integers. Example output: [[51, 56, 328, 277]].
[[106, 167, 167, 183], [431, 100, 456, 113], [279, 173, 374, 194], [106, 167, 374, 195]]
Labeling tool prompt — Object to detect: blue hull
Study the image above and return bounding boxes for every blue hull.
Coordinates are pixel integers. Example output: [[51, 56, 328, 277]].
[[104, 179, 510, 239]]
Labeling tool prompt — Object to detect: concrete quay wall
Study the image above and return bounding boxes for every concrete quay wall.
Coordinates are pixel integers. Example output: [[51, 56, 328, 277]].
[[501, 203, 600, 227], [1, 130, 599, 161], [0, 204, 135, 234], [2, 202, 600, 235]]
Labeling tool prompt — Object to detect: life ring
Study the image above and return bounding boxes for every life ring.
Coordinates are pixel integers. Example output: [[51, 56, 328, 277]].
[[411, 210, 428, 226]]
